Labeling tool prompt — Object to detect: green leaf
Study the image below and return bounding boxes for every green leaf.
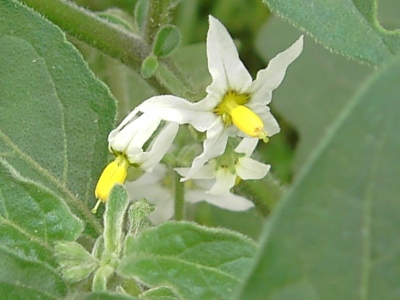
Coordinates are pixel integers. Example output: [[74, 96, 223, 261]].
[[55, 241, 98, 282], [0, 0, 116, 236], [235, 53, 400, 299], [255, 16, 372, 173], [377, 0, 400, 30], [263, 0, 400, 65], [0, 162, 83, 266], [92, 265, 114, 292], [153, 25, 181, 58], [140, 286, 180, 300], [73, 42, 156, 122], [119, 221, 257, 300], [103, 185, 129, 260], [0, 247, 67, 299]]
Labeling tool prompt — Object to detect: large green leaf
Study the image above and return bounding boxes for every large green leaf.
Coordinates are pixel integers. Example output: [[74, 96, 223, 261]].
[[0, 247, 67, 299], [0, 162, 83, 266], [263, 0, 400, 65], [119, 221, 257, 300], [235, 52, 400, 299], [0, 0, 116, 235], [377, 0, 400, 30], [255, 17, 371, 173]]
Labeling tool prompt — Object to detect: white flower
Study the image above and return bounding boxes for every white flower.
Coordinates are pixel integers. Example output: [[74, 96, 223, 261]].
[[175, 138, 270, 194], [108, 109, 179, 172], [125, 164, 253, 224], [137, 16, 303, 177], [93, 111, 178, 212]]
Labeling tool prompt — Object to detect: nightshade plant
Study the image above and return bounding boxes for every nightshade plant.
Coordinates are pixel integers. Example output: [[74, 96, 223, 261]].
[[1, 0, 400, 299]]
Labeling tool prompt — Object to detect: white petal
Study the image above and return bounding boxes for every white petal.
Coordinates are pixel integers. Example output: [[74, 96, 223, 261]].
[[206, 16, 252, 95], [236, 157, 270, 180], [125, 165, 174, 224], [187, 189, 254, 211], [247, 105, 280, 137], [183, 120, 229, 179], [207, 168, 236, 195], [147, 196, 174, 225], [235, 138, 258, 156], [249, 36, 303, 105], [175, 163, 216, 180], [129, 164, 166, 185], [108, 121, 137, 152], [260, 110, 281, 137], [125, 179, 165, 200], [109, 108, 139, 141], [126, 115, 161, 154], [108, 110, 139, 152], [137, 95, 215, 132], [139, 122, 179, 172], [109, 113, 160, 153]]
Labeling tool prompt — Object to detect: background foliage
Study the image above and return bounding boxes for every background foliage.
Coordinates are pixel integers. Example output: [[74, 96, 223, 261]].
[[1, 0, 399, 299]]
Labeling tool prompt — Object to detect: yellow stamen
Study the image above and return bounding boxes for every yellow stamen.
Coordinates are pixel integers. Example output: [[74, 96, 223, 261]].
[[214, 91, 249, 126], [235, 176, 242, 186], [230, 105, 269, 142], [92, 155, 129, 213]]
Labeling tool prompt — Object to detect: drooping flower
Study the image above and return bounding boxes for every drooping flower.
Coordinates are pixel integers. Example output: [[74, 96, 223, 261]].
[[137, 16, 303, 177], [175, 138, 269, 194], [93, 111, 179, 213], [125, 164, 253, 224]]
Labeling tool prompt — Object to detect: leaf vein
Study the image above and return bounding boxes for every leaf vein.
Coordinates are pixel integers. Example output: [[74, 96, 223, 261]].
[[0, 130, 101, 234]]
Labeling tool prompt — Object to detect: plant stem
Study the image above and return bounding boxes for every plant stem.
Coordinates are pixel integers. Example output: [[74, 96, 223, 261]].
[[144, 0, 169, 44], [18, 0, 194, 95], [20, 0, 145, 67], [174, 172, 185, 221]]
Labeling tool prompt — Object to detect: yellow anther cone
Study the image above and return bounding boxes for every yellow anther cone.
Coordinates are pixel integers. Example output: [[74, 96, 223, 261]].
[[92, 156, 129, 213], [231, 105, 269, 142]]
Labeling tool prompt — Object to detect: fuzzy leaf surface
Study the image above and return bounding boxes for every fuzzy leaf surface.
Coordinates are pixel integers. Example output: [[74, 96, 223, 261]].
[[120, 221, 257, 300], [263, 0, 400, 65], [235, 52, 400, 300], [0, 0, 116, 236]]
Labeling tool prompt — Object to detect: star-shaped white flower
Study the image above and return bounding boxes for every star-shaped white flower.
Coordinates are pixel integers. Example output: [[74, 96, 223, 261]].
[[93, 111, 178, 213], [137, 16, 303, 178], [125, 164, 253, 224], [175, 138, 269, 194]]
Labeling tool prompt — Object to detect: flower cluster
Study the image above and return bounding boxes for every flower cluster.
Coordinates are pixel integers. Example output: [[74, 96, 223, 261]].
[[94, 16, 303, 220]]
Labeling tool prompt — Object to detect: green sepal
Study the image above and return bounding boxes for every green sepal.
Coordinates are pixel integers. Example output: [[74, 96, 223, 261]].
[[141, 55, 159, 78], [127, 199, 155, 236], [153, 25, 181, 58], [134, 0, 148, 33]]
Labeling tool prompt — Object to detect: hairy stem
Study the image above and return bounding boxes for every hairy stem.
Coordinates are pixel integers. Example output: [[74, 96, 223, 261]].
[[174, 172, 185, 221], [144, 0, 170, 44], [18, 0, 195, 95]]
